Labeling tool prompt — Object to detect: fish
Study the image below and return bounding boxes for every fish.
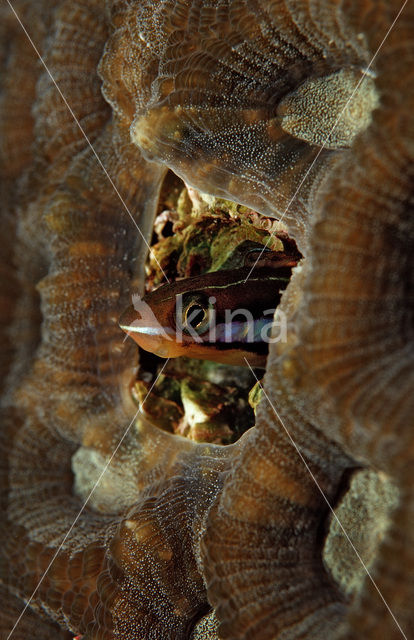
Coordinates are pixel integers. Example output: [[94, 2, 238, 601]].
[[119, 256, 297, 367]]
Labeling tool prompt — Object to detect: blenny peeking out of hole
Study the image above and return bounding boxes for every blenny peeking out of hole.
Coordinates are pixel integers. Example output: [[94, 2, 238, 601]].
[[119, 175, 301, 443], [120, 255, 297, 367], [120, 175, 301, 367]]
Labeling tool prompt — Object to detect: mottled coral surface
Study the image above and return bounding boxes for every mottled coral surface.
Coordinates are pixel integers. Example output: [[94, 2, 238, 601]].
[[0, 1, 413, 639]]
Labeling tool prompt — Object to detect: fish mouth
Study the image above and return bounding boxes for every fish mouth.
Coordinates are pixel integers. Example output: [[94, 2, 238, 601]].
[[119, 322, 174, 339]]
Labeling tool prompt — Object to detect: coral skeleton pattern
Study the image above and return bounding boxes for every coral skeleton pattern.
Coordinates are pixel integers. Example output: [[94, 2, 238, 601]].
[[0, 1, 413, 640]]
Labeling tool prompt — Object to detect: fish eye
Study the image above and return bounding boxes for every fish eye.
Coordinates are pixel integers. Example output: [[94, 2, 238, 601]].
[[179, 294, 211, 335], [185, 303, 206, 328]]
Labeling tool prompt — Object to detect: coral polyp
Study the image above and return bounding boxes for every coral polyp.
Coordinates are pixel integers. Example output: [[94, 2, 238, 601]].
[[0, 1, 413, 639]]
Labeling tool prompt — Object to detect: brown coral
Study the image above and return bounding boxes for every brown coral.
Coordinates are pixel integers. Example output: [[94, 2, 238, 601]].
[[0, 1, 413, 639]]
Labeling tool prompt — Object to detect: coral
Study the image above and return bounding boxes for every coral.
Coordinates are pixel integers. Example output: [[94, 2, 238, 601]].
[[323, 469, 399, 598], [0, 1, 413, 639]]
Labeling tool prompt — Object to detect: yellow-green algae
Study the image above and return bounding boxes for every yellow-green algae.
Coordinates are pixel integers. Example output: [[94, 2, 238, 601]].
[[146, 182, 285, 290]]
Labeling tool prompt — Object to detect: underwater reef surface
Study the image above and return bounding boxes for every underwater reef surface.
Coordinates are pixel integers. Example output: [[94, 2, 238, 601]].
[[0, 1, 413, 639]]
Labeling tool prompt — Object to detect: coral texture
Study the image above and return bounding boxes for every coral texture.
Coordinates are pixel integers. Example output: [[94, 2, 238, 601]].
[[0, 1, 413, 639]]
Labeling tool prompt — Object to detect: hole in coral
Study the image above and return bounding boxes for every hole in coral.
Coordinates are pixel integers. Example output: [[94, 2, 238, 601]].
[[124, 171, 302, 445]]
